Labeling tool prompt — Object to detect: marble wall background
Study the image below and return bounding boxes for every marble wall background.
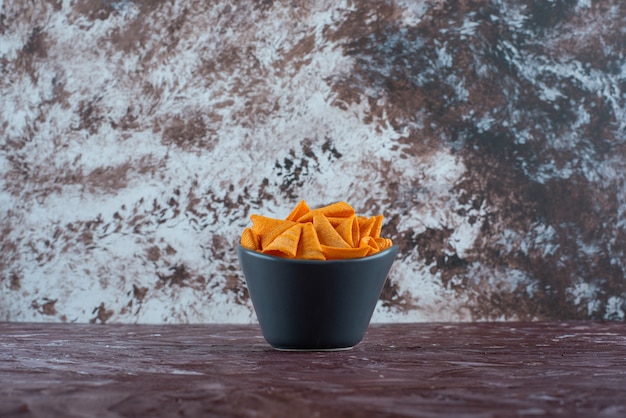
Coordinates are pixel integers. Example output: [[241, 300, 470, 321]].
[[1, 0, 625, 323]]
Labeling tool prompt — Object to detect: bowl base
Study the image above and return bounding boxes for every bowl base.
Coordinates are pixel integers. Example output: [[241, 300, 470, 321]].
[[272, 346, 354, 352]]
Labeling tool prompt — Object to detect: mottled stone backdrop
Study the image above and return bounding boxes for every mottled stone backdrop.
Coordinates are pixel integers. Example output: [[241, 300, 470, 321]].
[[2, 0, 625, 323]]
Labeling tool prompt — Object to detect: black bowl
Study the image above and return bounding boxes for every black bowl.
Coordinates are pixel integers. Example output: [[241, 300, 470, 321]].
[[237, 245, 398, 350]]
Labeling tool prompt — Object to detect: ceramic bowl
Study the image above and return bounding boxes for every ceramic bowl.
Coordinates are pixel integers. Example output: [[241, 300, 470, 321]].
[[237, 245, 398, 351]]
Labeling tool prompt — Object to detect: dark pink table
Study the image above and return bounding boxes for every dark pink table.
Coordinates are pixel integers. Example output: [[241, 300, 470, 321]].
[[2, 321, 625, 417]]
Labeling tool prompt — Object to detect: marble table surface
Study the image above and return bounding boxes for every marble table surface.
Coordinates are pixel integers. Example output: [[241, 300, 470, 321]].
[[1, 321, 625, 417]]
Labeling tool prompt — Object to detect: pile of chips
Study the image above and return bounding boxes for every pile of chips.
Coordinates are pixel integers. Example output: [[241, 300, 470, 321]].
[[240, 200, 393, 260]]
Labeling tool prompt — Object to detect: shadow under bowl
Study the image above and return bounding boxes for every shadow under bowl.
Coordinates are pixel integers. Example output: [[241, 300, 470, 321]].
[[237, 245, 398, 351]]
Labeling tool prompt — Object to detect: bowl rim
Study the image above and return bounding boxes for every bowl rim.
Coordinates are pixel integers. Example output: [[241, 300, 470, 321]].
[[238, 244, 398, 265]]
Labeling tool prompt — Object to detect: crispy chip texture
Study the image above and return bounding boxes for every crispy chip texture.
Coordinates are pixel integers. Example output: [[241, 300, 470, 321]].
[[250, 215, 295, 248], [296, 201, 355, 223], [262, 223, 302, 258], [240, 228, 259, 251], [240, 201, 393, 260], [335, 214, 359, 248], [296, 222, 325, 260], [285, 199, 310, 222], [313, 214, 350, 248]]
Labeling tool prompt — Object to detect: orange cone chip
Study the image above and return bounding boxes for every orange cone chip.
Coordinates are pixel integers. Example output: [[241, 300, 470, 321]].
[[296, 201, 355, 223], [325, 217, 345, 227], [262, 223, 302, 258], [321, 245, 370, 260], [313, 214, 350, 248], [358, 216, 376, 238], [240, 227, 260, 251], [296, 223, 325, 260], [359, 236, 380, 255], [335, 214, 359, 248], [250, 215, 296, 249], [241, 200, 392, 260], [370, 214, 384, 238], [285, 199, 310, 222], [374, 237, 393, 251]]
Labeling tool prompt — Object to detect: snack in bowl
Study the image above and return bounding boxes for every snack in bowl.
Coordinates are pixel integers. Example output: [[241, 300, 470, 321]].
[[240, 200, 393, 260], [237, 201, 398, 351]]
